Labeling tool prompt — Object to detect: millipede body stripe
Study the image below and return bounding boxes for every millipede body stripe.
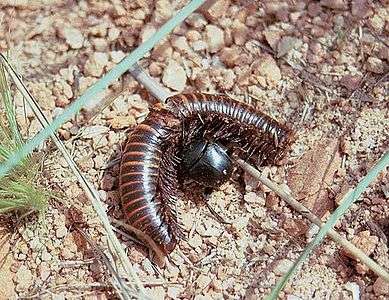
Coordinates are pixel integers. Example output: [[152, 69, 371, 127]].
[[119, 109, 181, 256], [166, 93, 292, 166]]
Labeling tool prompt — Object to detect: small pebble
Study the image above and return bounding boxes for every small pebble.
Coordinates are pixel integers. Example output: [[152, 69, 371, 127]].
[[84, 52, 109, 77], [62, 27, 84, 49], [185, 13, 207, 28], [195, 274, 212, 290], [55, 226, 68, 239], [162, 59, 187, 91], [204, 25, 225, 53], [366, 57, 385, 74], [81, 125, 110, 139], [15, 265, 33, 290], [274, 259, 293, 276], [373, 277, 389, 296]]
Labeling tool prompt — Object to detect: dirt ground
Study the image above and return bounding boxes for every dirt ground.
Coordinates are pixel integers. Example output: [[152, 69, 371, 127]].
[[0, 0, 388, 299]]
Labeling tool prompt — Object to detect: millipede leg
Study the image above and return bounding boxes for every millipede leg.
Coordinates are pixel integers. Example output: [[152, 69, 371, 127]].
[[148, 249, 163, 276]]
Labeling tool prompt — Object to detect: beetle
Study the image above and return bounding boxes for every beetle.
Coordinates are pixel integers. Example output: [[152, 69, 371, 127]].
[[180, 139, 233, 188]]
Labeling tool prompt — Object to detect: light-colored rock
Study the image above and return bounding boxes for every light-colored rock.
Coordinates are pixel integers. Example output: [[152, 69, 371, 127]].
[[185, 13, 207, 28], [140, 24, 157, 43], [149, 62, 162, 77], [366, 57, 384, 74], [60, 247, 75, 260], [55, 226, 68, 239], [154, 0, 173, 23], [0, 236, 15, 298], [274, 259, 293, 276], [92, 135, 109, 149], [112, 95, 128, 113], [216, 69, 236, 90], [181, 212, 194, 230], [90, 23, 108, 37], [84, 52, 109, 77], [92, 38, 108, 52], [219, 47, 241, 67], [188, 234, 202, 248], [344, 282, 360, 300], [110, 50, 125, 63], [146, 286, 165, 300], [195, 274, 212, 290], [41, 249, 52, 261], [17, 253, 27, 260], [232, 20, 249, 46], [52, 292, 66, 300], [264, 29, 281, 50], [277, 36, 302, 57], [244, 192, 265, 205], [28, 237, 42, 250], [29, 82, 56, 110], [186, 30, 201, 42], [233, 216, 249, 231], [38, 262, 51, 281], [107, 115, 136, 129], [368, 14, 385, 32], [62, 27, 84, 49], [19, 243, 29, 255], [253, 55, 281, 86], [81, 125, 110, 139], [373, 277, 389, 296], [162, 60, 186, 91], [15, 265, 33, 290], [29, 119, 41, 136], [351, 230, 378, 257], [204, 25, 224, 53], [152, 41, 173, 61], [192, 40, 207, 52], [202, 0, 230, 22], [287, 296, 304, 300], [167, 286, 183, 298], [172, 36, 192, 53], [108, 27, 121, 41]]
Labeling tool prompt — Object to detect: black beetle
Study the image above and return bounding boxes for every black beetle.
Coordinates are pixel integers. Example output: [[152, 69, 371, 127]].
[[180, 139, 233, 187]]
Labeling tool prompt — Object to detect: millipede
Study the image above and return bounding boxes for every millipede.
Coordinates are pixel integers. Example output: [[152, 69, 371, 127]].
[[166, 93, 292, 167], [119, 92, 292, 265], [119, 105, 183, 265]]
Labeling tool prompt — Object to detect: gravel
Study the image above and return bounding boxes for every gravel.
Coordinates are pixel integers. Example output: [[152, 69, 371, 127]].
[[0, 0, 387, 299]]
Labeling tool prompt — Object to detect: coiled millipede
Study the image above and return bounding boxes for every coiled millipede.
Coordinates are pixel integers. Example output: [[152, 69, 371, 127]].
[[119, 93, 292, 266]]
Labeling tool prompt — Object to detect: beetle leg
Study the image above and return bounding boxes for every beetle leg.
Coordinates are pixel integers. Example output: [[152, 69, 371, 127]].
[[203, 200, 231, 225]]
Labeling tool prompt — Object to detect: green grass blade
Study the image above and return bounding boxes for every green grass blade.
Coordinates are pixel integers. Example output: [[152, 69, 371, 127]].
[[267, 151, 389, 299], [0, 56, 50, 215], [0, 63, 23, 147], [0, 181, 46, 211], [0, 0, 206, 179]]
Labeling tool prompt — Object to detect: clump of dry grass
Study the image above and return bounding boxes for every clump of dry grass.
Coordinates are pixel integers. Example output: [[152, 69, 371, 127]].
[[0, 63, 50, 215]]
